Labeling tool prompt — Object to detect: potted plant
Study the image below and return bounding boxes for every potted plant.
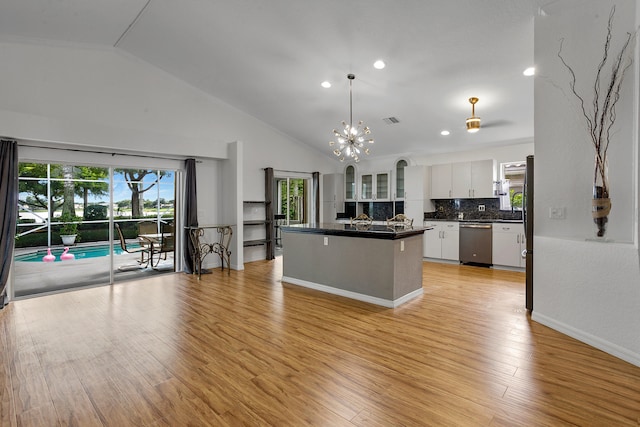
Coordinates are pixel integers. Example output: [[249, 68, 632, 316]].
[[59, 213, 81, 245]]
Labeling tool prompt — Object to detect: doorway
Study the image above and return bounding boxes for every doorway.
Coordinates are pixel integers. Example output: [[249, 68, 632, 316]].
[[274, 177, 310, 253]]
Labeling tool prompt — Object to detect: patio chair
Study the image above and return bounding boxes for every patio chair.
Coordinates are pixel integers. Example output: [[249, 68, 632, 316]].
[[137, 221, 157, 252], [152, 223, 174, 267], [114, 223, 152, 268]]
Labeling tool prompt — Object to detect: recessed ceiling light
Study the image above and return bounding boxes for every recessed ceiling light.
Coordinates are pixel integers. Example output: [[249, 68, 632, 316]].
[[321, 81, 331, 88], [373, 60, 386, 70], [523, 67, 535, 76], [440, 130, 450, 136]]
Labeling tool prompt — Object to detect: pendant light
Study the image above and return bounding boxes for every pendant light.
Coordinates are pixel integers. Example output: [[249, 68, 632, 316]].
[[329, 74, 374, 162]]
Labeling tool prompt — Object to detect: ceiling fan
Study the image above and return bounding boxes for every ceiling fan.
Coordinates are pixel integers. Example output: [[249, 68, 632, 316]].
[[465, 97, 481, 133], [465, 97, 512, 132]]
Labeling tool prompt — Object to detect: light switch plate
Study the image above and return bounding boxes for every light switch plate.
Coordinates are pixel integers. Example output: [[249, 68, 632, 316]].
[[549, 207, 565, 219]]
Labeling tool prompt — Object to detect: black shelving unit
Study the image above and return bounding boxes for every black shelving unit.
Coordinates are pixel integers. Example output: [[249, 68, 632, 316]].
[[242, 168, 275, 260], [242, 201, 273, 256]]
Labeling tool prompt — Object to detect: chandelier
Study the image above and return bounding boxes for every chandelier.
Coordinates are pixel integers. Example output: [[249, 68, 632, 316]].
[[330, 74, 374, 162]]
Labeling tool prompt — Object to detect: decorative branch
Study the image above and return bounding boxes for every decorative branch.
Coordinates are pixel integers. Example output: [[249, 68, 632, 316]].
[[557, 5, 635, 200]]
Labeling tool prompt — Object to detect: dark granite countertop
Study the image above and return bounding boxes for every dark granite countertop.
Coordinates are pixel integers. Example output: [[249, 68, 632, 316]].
[[281, 223, 430, 240]]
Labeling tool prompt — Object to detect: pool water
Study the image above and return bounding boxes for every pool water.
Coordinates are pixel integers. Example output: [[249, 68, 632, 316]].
[[15, 244, 133, 262]]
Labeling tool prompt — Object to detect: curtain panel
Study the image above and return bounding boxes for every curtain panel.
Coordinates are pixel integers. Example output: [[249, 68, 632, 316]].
[[0, 140, 18, 307], [183, 158, 198, 274]]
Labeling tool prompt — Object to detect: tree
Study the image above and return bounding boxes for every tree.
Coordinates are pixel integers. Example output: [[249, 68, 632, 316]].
[[18, 163, 64, 220], [62, 165, 76, 217], [116, 169, 168, 218], [75, 167, 109, 214]]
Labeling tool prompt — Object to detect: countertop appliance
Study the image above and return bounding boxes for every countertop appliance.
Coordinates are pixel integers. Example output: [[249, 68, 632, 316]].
[[459, 222, 492, 265]]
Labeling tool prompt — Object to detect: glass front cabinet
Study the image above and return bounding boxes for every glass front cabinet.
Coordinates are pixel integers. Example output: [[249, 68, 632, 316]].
[[344, 164, 357, 201], [360, 171, 390, 201], [394, 159, 408, 200]]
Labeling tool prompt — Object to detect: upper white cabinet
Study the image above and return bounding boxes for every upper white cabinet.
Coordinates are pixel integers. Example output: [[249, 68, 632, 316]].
[[323, 173, 344, 203], [452, 160, 495, 198], [344, 164, 357, 201], [394, 159, 408, 200], [360, 171, 390, 201], [432, 160, 495, 199], [404, 165, 431, 201], [404, 165, 432, 224], [323, 174, 344, 222], [431, 164, 453, 199]]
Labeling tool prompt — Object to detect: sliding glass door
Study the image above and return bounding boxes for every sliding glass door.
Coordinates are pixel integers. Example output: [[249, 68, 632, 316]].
[[14, 162, 176, 297], [276, 177, 309, 226]]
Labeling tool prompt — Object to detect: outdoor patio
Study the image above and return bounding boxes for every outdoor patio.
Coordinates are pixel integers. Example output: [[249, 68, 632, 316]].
[[12, 245, 175, 298]]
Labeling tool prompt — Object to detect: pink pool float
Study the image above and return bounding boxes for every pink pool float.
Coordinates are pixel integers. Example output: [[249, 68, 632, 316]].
[[42, 248, 56, 262], [60, 247, 75, 260]]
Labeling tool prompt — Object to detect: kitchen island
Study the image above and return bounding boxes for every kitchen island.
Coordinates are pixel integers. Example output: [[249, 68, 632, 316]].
[[281, 223, 428, 307]]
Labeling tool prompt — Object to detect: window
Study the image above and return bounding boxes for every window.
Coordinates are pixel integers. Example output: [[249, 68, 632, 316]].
[[502, 162, 525, 210]]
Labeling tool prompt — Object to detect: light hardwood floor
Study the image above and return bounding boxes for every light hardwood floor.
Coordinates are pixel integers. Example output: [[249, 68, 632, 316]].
[[1, 259, 639, 426]]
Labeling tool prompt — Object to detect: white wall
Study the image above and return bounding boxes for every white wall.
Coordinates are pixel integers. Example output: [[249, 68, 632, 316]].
[[0, 40, 337, 267], [533, 0, 640, 366]]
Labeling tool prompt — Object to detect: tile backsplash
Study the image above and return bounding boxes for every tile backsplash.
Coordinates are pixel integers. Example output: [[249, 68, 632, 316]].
[[425, 198, 523, 221], [338, 198, 523, 222]]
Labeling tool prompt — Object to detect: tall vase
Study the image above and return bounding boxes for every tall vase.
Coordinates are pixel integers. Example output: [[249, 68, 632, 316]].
[[592, 155, 610, 238]]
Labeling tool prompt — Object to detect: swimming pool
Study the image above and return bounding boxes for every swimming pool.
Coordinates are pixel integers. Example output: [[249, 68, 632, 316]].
[[15, 244, 133, 262]]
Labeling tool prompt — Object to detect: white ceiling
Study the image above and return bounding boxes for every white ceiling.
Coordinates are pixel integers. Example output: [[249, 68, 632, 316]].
[[0, 0, 546, 159]]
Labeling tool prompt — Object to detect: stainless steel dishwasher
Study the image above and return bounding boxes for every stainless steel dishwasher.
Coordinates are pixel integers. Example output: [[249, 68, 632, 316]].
[[459, 222, 492, 265]]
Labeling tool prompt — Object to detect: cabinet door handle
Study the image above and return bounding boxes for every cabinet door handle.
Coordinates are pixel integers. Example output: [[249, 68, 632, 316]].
[[469, 189, 471, 197], [517, 234, 520, 244], [449, 190, 451, 198]]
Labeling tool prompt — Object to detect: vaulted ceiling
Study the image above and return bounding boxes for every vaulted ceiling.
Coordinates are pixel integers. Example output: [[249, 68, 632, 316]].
[[0, 0, 546, 159]]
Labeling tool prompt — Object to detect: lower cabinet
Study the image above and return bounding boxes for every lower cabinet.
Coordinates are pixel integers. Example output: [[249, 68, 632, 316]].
[[492, 223, 526, 267], [423, 221, 459, 261]]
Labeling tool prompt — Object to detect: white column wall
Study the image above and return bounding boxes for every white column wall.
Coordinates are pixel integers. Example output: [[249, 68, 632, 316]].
[[533, 0, 640, 366]]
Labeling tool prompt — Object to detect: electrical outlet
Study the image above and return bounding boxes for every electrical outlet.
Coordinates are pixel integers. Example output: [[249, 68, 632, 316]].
[[549, 207, 565, 219], [478, 205, 485, 212], [400, 241, 405, 252], [323, 236, 329, 246]]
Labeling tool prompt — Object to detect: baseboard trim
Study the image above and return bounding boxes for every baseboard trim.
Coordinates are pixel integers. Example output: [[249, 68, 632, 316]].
[[532, 312, 640, 368], [281, 276, 423, 308]]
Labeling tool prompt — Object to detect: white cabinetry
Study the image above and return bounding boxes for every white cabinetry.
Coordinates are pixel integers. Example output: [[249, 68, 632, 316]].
[[404, 165, 433, 224], [431, 164, 453, 199], [452, 160, 495, 198], [345, 164, 357, 201], [323, 174, 344, 223], [423, 221, 459, 261], [492, 223, 526, 267], [394, 159, 408, 201], [360, 171, 390, 201], [431, 160, 495, 199]]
